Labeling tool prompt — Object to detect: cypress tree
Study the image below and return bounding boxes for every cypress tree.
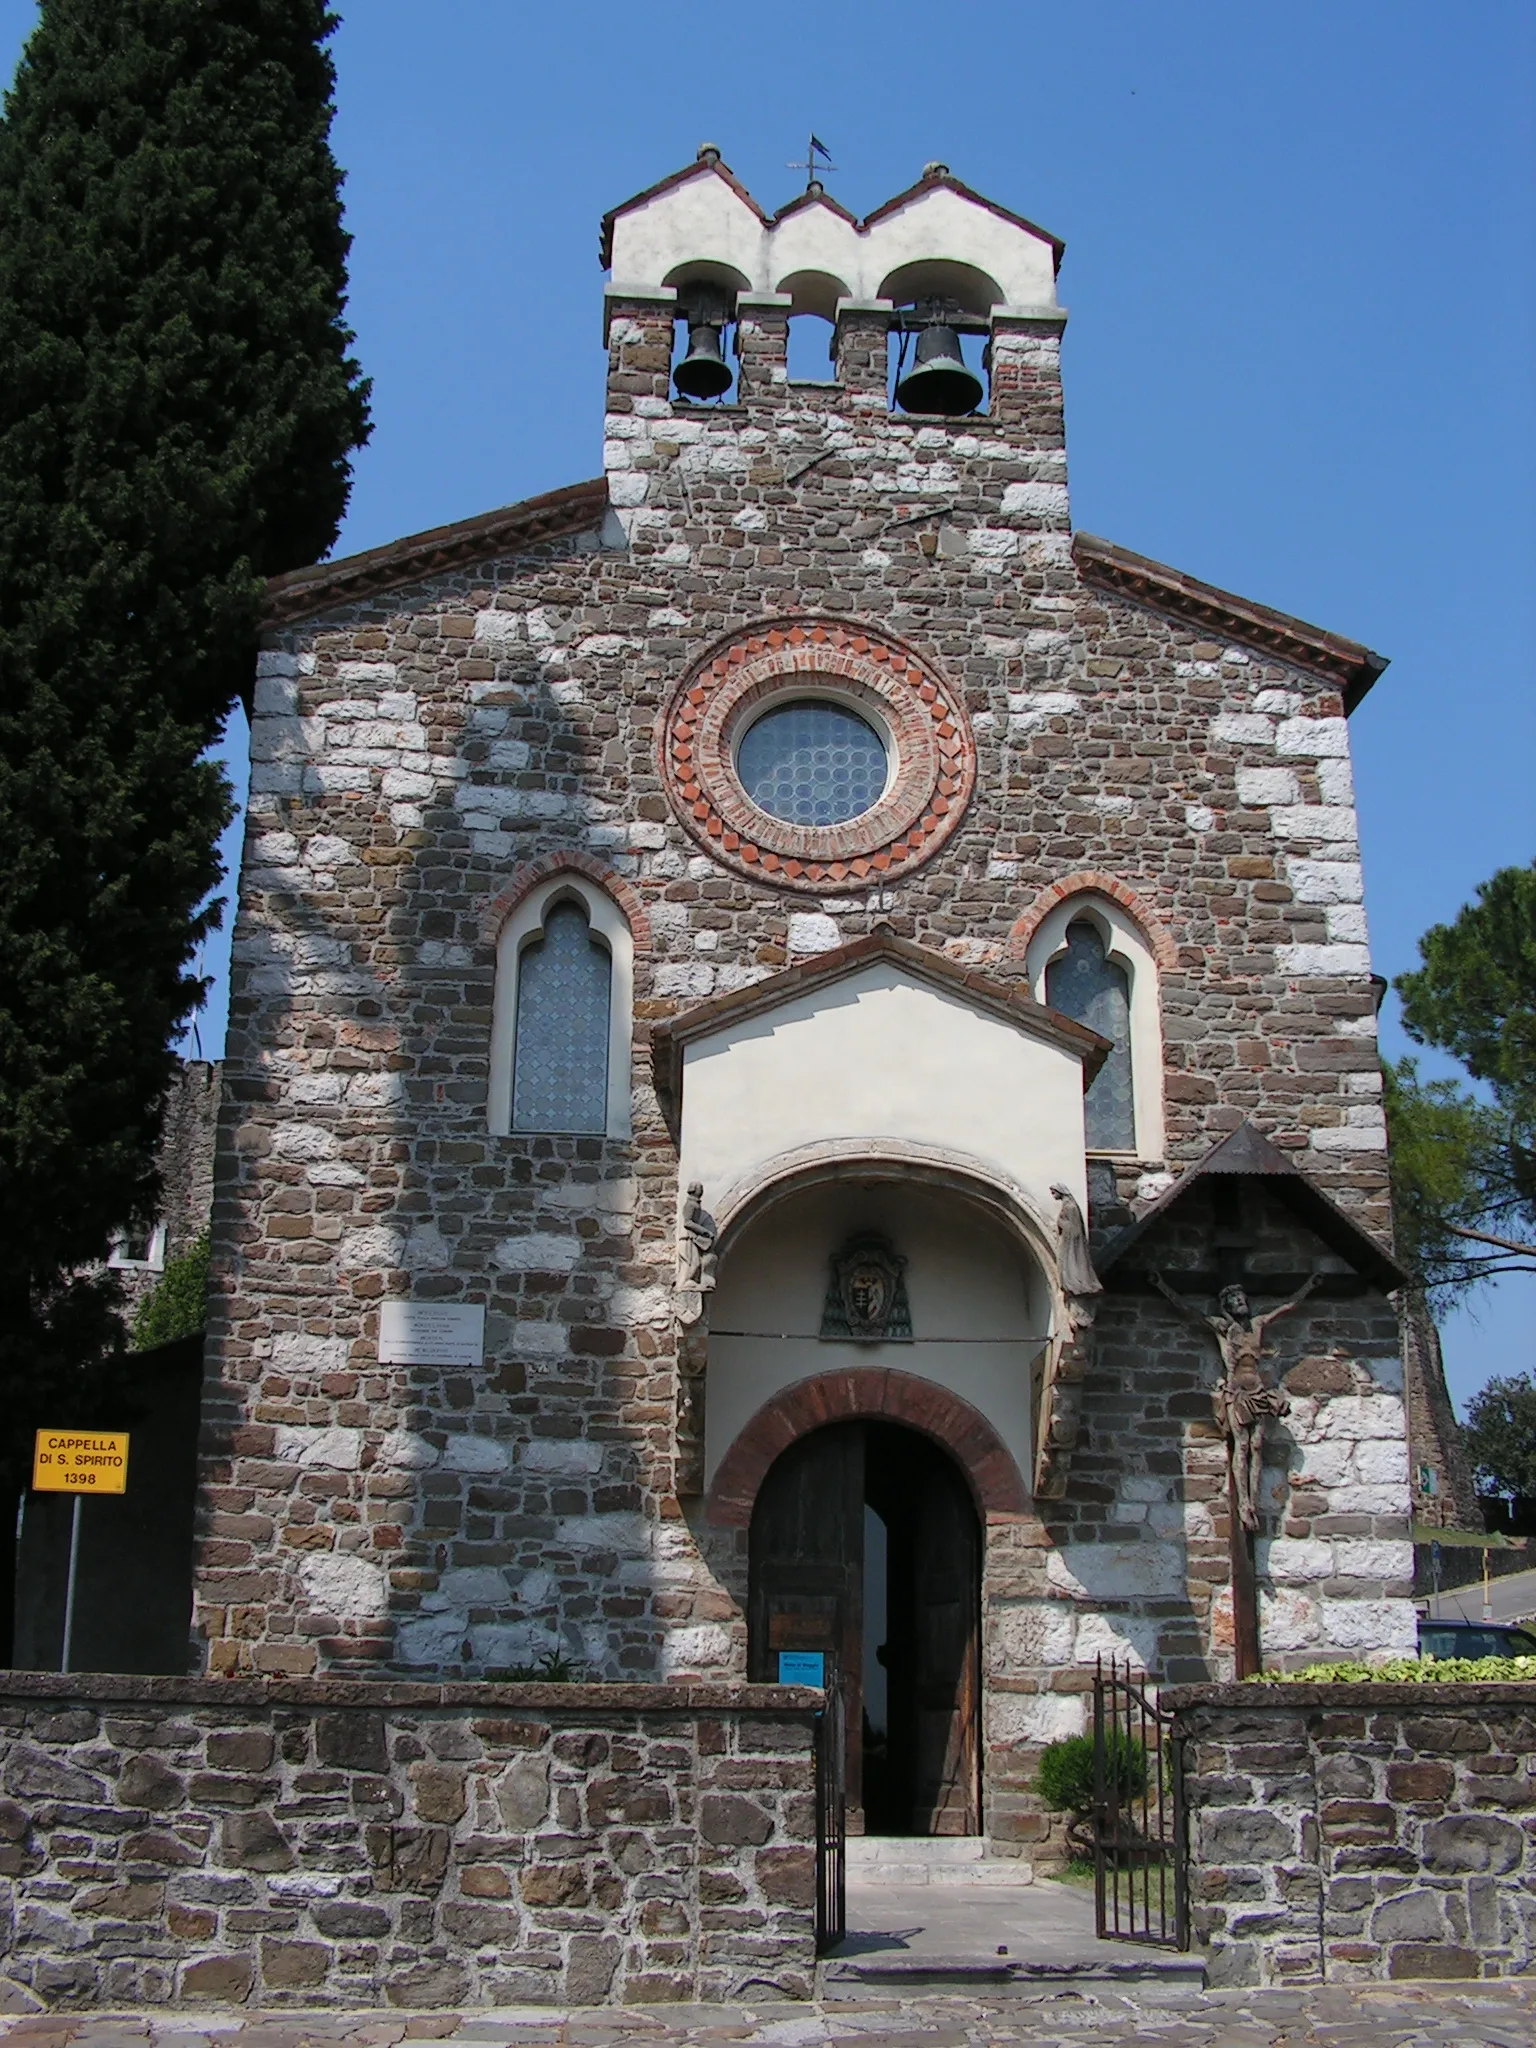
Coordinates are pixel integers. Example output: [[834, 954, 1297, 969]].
[[0, 2, 370, 1489]]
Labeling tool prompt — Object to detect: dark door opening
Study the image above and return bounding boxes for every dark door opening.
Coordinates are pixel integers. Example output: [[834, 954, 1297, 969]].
[[748, 1417, 980, 1836]]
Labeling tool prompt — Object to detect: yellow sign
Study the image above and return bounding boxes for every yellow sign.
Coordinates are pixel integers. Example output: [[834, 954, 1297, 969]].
[[32, 1430, 130, 1494]]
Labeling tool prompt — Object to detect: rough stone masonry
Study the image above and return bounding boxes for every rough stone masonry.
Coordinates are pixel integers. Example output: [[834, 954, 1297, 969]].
[[189, 154, 1414, 1857]]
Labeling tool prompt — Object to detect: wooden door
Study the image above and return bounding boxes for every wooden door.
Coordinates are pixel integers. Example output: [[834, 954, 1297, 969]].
[[910, 1449, 981, 1834], [748, 1423, 866, 1821]]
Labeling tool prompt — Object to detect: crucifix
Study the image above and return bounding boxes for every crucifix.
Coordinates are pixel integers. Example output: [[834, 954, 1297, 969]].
[[1151, 1227, 1321, 1678]]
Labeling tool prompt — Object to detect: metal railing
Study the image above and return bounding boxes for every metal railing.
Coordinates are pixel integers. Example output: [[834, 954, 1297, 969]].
[[813, 1678, 846, 1953], [1092, 1656, 1188, 1949]]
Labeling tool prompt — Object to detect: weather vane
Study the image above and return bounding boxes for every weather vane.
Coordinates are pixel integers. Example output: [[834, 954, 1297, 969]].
[[787, 135, 836, 191]]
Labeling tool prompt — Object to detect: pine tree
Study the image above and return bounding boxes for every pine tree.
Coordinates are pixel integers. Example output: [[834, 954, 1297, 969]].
[[0, 2, 370, 1490]]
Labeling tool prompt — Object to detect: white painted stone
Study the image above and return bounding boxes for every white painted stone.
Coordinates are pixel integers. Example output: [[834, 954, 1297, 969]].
[[1271, 806, 1360, 843], [659, 1625, 734, 1676], [1288, 859, 1364, 904], [1261, 1538, 1334, 1585], [336, 1226, 406, 1270], [967, 526, 1021, 558], [993, 1602, 1078, 1669], [1331, 1539, 1415, 1582], [492, 1232, 581, 1273], [521, 1440, 604, 1475], [257, 650, 301, 678], [1252, 689, 1301, 713], [1353, 1438, 1411, 1485], [378, 1431, 439, 1471], [511, 1322, 569, 1358], [297, 1552, 389, 1621], [553, 1513, 647, 1555], [336, 661, 398, 684], [474, 609, 521, 642], [608, 1284, 671, 1327], [1210, 713, 1274, 744], [271, 1122, 340, 1162], [441, 1436, 512, 1474], [788, 913, 842, 955], [1312, 1124, 1389, 1152], [1276, 942, 1371, 976], [253, 677, 299, 716], [1325, 904, 1369, 944], [1000, 481, 1071, 521], [1257, 1589, 1322, 1652], [1185, 804, 1215, 833], [273, 1426, 363, 1472], [1074, 1611, 1158, 1670], [439, 1566, 512, 1606], [1045, 1542, 1185, 1600], [654, 961, 716, 997], [397, 1613, 468, 1666], [989, 1693, 1086, 1744], [607, 471, 648, 508], [1319, 1598, 1419, 1655], [1276, 716, 1350, 757], [1236, 768, 1300, 806]]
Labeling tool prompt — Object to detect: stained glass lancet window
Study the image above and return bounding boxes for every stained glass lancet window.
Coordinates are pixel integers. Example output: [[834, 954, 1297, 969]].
[[512, 900, 611, 1133], [1046, 920, 1135, 1152]]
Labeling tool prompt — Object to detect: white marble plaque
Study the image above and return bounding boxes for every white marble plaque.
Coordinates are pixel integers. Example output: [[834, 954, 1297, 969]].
[[378, 1301, 485, 1368]]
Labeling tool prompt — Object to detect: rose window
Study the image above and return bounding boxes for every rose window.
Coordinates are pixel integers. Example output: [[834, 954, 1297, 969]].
[[737, 701, 890, 827], [659, 619, 976, 892]]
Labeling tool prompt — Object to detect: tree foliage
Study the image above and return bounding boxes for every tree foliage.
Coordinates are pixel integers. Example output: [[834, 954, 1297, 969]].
[[1463, 1375, 1536, 1504], [1386, 864, 1536, 1302], [132, 1231, 211, 1351], [0, 1, 369, 1489]]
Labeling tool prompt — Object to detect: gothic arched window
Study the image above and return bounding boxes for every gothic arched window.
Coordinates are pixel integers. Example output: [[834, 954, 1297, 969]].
[[512, 901, 611, 1133], [488, 874, 634, 1139], [1046, 920, 1136, 1154]]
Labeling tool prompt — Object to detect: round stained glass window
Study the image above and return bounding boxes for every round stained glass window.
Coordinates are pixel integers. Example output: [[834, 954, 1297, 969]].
[[736, 700, 889, 827]]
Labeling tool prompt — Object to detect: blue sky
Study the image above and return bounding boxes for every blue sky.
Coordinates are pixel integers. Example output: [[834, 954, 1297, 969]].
[[2, 2, 1530, 1407]]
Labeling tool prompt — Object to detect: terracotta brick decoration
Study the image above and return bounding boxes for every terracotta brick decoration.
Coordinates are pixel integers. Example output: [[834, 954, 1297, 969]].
[[1007, 869, 1180, 971], [478, 851, 653, 951], [658, 616, 977, 890], [706, 1367, 1030, 1526]]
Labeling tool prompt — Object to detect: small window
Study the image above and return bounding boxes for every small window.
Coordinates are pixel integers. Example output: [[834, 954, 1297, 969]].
[[737, 700, 889, 827], [1047, 921, 1135, 1153], [511, 900, 612, 1134], [110, 1222, 167, 1271]]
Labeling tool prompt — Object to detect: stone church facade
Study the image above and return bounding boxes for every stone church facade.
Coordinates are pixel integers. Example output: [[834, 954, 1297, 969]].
[[194, 153, 1415, 1851]]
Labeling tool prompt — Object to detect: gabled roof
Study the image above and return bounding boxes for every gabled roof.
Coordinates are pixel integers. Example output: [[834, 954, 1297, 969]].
[[599, 155, 768, 271], [649, 929, 1108, 1127], [768, 186, 862, 231], [1097, 1121, 1406, 1293], [1072, 533, 1389, 713], [263, 479, 609, 629], [859, 169, 1065, 273]]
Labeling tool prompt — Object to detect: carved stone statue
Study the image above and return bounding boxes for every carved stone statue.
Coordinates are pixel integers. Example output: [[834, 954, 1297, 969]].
[[1151, 1272, 1322, 1532], [1051, 1182, 1103, 1331], [675, 1180, 718, 1329]]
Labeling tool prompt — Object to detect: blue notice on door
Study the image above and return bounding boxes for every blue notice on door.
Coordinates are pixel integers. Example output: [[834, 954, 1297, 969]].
[[777, 1650, 825, 1687]]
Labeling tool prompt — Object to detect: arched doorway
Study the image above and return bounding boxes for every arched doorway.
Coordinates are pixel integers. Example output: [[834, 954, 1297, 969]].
[[748, 1419, 981, 1837]]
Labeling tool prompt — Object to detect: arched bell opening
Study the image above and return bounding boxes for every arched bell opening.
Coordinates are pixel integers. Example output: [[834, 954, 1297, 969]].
[[663, 260, 751, 404], [749, 1418, 982, 1838], [879, 258, 1002, 419]]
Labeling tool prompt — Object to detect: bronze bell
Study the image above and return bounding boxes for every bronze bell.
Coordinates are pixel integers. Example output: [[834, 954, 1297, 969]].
[[674, 318, 733, 402], [895, 319, 983, 416]]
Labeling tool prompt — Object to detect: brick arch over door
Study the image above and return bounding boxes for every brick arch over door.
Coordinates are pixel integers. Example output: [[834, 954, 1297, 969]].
[[706, 1366, 1030, 1528]]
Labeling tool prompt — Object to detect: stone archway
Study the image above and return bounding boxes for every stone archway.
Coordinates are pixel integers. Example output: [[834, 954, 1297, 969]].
[[706, 1365, 1029, 1528]]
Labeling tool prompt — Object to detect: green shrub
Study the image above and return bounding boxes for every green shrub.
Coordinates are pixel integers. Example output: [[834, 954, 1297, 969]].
[[484, 1650, 582, 1683], [1036, 1731, 1147, 1816], [132, 1232, 210, 1349], [1254, 1655, 1536, 1684]]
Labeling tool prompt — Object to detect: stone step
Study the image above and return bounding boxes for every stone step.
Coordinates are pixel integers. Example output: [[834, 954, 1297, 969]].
[[847, 1837, 1034, 1886], [820, 1953, 1208, 1998]]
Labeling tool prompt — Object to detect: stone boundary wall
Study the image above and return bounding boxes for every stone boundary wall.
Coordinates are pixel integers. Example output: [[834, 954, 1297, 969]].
[[0, 1674, 819, 2011], [1167, 1682, 1536, 1987]]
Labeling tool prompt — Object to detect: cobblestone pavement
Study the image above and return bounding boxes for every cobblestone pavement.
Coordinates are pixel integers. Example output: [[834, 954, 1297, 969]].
[[3, 1983, 1536, 2048]]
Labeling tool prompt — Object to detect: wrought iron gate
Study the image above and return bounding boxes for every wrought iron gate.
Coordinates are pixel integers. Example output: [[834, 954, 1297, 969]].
[[1092, 1658, 1188, 1949], [813, 1677, 846, 1952]]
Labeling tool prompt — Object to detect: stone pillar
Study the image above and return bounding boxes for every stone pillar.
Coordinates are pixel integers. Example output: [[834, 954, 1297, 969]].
[[834, 299, 893, 400], [734, 291, 791, 406], [603, 286, 676, 413], [988, 309, 1069, 449]]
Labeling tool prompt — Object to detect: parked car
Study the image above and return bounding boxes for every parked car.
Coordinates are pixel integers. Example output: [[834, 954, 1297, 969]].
[[1418, 1618, 1536, 1661]]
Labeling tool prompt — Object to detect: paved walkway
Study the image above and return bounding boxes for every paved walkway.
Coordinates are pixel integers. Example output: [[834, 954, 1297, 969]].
[[3, 1982, 1536, 2048]]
